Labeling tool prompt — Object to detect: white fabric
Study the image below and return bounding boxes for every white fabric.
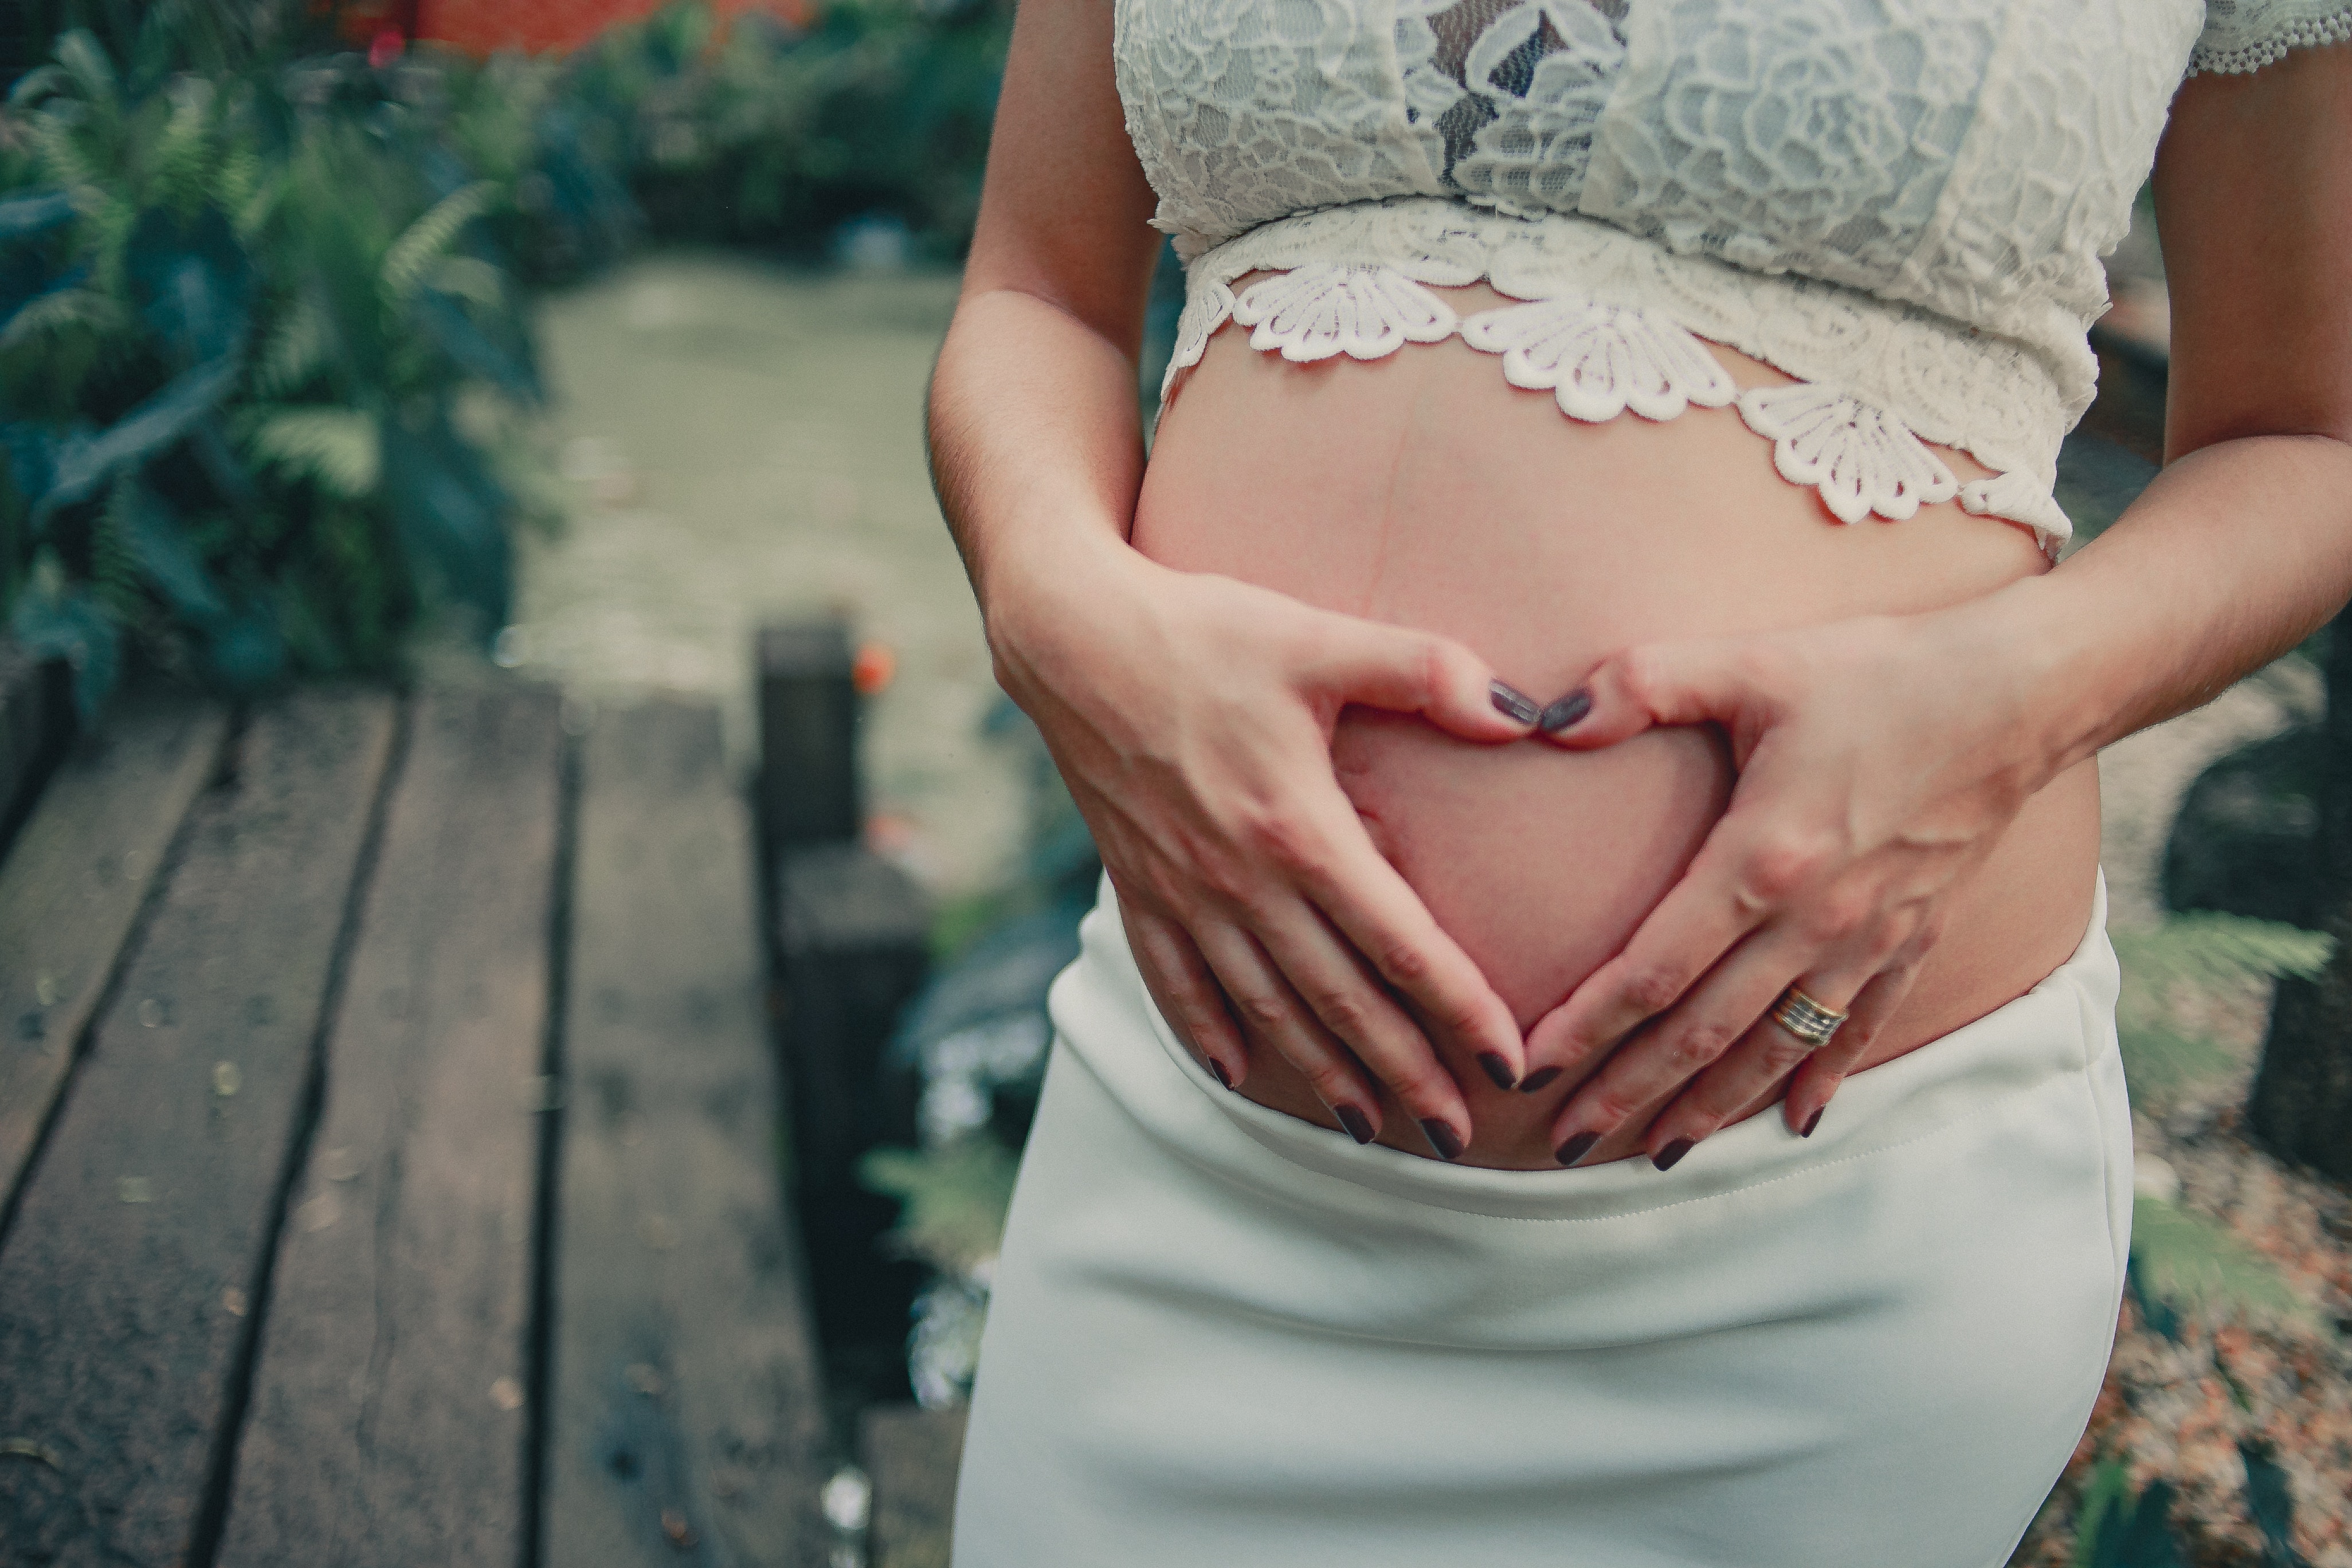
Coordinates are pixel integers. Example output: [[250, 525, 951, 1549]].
[[954, 874, 2131, 1566], [1115, 0, 2349, 547]]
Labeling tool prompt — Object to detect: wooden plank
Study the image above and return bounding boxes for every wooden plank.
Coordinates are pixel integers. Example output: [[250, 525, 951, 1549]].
[[861, 1405, 966, 1568], [775, 843, 931, 1397], [0, 691, 398, 1568], [218, 681, 563, 1567], [0, 696, 229, 1217], [545, 695, 826, 1568], [756, 617, 860, 855]]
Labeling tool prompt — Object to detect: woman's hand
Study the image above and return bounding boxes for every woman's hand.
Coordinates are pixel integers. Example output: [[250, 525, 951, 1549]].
[[987, 528, 1537, 1157], [1519, 605, 2060, 1169]]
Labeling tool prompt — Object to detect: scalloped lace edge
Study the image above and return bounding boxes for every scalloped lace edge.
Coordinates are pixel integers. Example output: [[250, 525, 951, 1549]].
[[1166, 257, 2072, 552], [2188, 6, 2352, 75]]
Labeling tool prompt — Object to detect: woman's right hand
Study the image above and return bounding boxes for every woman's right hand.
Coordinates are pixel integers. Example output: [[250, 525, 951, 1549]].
[[986, 527, 1537, 1155]]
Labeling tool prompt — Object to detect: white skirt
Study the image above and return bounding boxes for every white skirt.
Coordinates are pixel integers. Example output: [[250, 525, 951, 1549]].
[[954, 876, 2131, 1568]]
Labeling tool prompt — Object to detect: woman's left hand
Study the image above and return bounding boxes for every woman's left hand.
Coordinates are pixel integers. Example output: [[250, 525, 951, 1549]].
[[1520, 605, 2058, 1169]]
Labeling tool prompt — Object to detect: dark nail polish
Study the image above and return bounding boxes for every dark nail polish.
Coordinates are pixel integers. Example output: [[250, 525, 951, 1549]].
[[1651, 1138, 1695, 1173], [1477, 1052, 1516, 1091], [1538, 689, 1593, 734], [1489, 680, 1541, 726], [1554, 1130, 1601, 1166], [1209, 1059, 1234, 1090], [1336, 1104, 1376, 1145], [1420, 1119, 1465, 1161], [1518, 1065, 1563, 1095], [1801, 1107, 1823, 1138]]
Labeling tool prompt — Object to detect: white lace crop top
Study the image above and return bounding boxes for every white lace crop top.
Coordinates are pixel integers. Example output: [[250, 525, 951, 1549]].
[[1114, 0, 2351, 550]]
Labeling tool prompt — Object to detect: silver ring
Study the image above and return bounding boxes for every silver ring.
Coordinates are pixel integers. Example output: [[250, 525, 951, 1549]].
[[1769, 986, 1848, 1051]]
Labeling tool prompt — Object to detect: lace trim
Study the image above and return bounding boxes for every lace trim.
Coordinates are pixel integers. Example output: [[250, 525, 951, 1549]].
[[2188, 1, 2352, 74], [1162, 200, 2078, 549]]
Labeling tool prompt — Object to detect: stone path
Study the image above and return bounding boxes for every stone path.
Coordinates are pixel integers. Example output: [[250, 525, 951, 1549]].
[[509, 253, 1026, 896]]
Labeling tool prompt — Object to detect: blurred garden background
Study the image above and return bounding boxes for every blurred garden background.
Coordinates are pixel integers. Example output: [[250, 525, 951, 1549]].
[[0, 3, 2347, 1564]]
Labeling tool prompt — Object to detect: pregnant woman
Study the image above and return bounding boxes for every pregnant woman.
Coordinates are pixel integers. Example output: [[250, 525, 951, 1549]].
[[928, 1, 2352, 1561]]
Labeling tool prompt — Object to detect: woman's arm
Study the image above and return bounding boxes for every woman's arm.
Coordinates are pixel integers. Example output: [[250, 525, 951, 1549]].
[[1516, 42, 2352, 1166], [929, 0, 1538, 1150]]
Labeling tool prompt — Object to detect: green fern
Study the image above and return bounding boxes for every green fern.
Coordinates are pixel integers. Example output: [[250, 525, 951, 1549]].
[[91, 479, 147, 619], [380, 181, 499, 308], [238, 406, 382, 499], [2132, 1198, 2316, 1330], [861, 1137, 1021, 1277], [52, 31, 120, 126], [426, 254, 507, 308], [0, 286, 133, 352], [2110, 914, 2332, 1106], [2110, 915, 2332, 993], [147, 80, 218, 210], [249, 294, 331, 399], [28, 112, 108, 209], [2114, 1018, 2241, 1105]]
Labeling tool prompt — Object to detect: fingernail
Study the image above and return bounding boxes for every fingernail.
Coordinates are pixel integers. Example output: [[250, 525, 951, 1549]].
[[1209, 1059, 1234, 1091], [1336, 1104, 1376, 1145], [1801, 1107, 1823, 1138], [1554, 1130, 1602, 1166], [1538, 689, 1592, 733], [1489, 680, 1540, 726], [1420, 1119, 1465, 1161], [1477, 1052, 1516, 1092], [1651, 1138, 1695, 1173], [1518, 1066, 1563, 1095]]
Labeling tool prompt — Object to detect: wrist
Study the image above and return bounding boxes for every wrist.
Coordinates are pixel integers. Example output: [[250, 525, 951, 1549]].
[[978, 509, 1161, 700], [1912, 572, 2087, 791]]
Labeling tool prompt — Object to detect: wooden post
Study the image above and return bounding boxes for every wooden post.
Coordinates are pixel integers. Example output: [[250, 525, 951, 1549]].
[[756, 618, 861, 857], [2249, 599, 2352, 1182], [860, 1405, 967, 1568], [774, 842, 930, 1398], [0, 642, 71, 860]]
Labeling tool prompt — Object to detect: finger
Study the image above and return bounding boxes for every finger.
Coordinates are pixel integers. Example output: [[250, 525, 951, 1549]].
[[1122, 901, 1249, 1090], [1249, 895, 1478, 1157], [1547, 931, 1808, 1168], [1268, 770, 1528, 1087], [1519, 829, 1764, 1092], [1292, 609, 1535, 744], [1783, 942, 1932, 1136], [1644, 962, 1876, 1153], [1535, 638, 1762, 751], [1190, 920, 1387, 1144], [1241, 762, 1533, 1091]]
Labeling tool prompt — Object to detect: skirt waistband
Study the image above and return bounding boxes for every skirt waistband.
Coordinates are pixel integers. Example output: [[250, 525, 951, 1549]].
[[1046, 872, 2118, 1225]]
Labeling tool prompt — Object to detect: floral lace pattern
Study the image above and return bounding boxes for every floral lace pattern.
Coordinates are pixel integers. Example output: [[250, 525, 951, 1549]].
[[1112, 0, 2342, 549], [1163, 198, 2079, 546], [1460, 293, 1735, 421], [2190, 0, 2352, 72]]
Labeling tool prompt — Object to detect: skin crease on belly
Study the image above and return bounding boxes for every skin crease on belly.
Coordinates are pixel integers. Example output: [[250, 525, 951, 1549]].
[[1127, 279, 2103, 1170]]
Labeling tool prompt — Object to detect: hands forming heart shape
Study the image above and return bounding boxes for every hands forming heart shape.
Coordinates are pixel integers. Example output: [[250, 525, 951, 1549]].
[[1000, 541, 2062, 1171]]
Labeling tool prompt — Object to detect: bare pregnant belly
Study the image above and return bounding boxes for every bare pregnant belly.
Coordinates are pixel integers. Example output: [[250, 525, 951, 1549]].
[[1130, 281, 2102, 1169]]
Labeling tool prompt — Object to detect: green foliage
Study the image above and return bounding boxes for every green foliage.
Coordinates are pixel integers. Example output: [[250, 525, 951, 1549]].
[[2072, 1466, 2187, 1568], [860, 1135, 1020, 1276], [2111, 914, 2332, 1106], [2131, 1198, 2316, 1331], [2108, 914, 2322, 1329], [1, 23, 547, 709], [544, 0, 1009, 266]]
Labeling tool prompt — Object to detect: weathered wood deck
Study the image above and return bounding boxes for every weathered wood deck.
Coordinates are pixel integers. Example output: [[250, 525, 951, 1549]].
[[0, 678, 834, 1566]]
